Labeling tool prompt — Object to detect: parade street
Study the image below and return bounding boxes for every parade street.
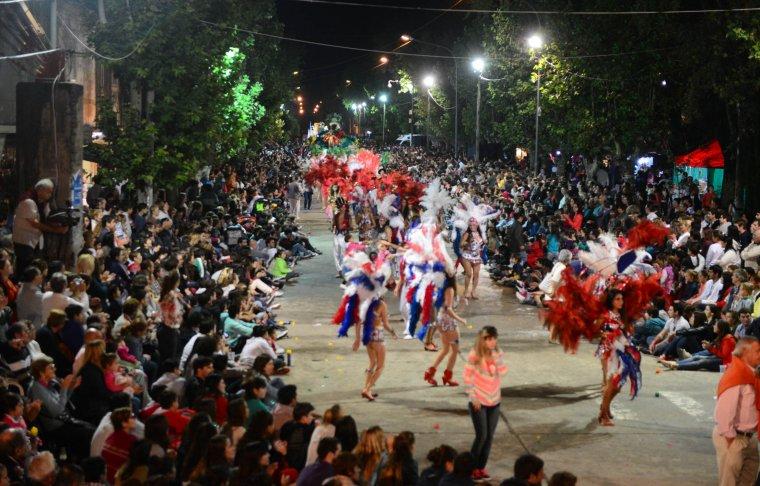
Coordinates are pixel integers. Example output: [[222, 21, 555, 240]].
[[283, 209, 718, 485]]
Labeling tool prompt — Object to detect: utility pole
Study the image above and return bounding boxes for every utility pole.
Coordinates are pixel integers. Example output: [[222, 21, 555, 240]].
[[475, 76, 481, 162], [533, 71, 541, 174]]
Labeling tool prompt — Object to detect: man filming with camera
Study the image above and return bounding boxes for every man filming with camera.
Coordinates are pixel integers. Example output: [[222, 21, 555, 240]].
[[12, 179, 68, 273]]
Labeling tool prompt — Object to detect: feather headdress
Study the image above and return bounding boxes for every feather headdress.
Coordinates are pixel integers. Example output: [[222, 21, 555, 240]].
[[452, 194, 500, 242], [420, 178, 455, 224], [376, 194, 405, 230]]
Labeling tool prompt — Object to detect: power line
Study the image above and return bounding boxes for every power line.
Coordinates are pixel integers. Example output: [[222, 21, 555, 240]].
[[281, 0, 760, 16], [58, 15, 157, 61], [198, 19, 467, 59], [0, 48, 63, 61]]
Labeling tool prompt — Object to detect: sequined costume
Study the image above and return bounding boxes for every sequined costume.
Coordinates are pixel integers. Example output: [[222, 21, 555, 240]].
[[595, 310, 642, 398]]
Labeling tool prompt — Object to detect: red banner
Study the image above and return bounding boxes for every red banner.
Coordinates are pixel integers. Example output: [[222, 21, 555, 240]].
[[675, 139, 725, 168]]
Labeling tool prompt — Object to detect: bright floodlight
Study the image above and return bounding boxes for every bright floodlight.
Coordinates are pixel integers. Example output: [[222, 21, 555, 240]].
[[527, 34, 544, 49], [471, 58, 485, 73], [422, 75, 436, 88], [379, 94, 388, 103], [400, 34, 412, 42], [361, 102, 367, 107], [661, 79, 667, 86], [351, 103, 357, 110], [379, 56, 389, 64]]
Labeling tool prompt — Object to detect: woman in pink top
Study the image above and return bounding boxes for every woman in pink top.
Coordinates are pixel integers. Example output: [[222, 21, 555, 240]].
[[463, 326, 507, 481]]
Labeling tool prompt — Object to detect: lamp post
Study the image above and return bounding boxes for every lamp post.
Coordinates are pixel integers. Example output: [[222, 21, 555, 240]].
[[379, 94, 388, 145], [422, 75, 436, 150], [527, 34, 544, 174], [401, 35, 459, 155], [471, 58, 485, 162]]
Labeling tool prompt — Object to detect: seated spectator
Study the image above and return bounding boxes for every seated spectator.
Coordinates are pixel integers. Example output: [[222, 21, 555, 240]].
[[72, 340, 111, 424], [243, 377, 272, 420], [221, 398, 247, 447], [270, 249, 299, 281], [379, 431, 418, 485], [239, 324, 277, 369], [113, 440, 151, 484], [501, 453, 545, 486], [41, 273, 80, 324], [322, 451, 360, 486], [280, 401, 316, 471], [647, 303, 689, 356], [272, 384, 298, 433], [101, 407, 138, 483], [297, 437, 339, 486], [306, 404, 342, 467], [438, 451, 475, 486], [152, 358, 186, 402], [184, 356, 214, 408], [0, 323, 32, 383], [60, 304, 86, 358], [252, 355, 285, 408], [354, 426, 388, 485], [662, 320, 735, 371], [0, 428, 30, 483], [35, 310, 72, 376], [202, 373, 228, 425], [15, 266, 44, 329], [91, 392, 145, 457], [419, 444, 456, 486], [27, 450, 57, 486], [548, 471, 578, 486]]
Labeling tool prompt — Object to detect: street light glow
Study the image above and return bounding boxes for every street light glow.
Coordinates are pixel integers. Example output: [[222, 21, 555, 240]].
[[296, 96, 303, 102], [361, 102, 367, 107], [379, 94, 388, 103], [379, 56, 389, 64], [422, 75, 436, 88], [351, 103, 357, 110], [471, 58, 485, 73], [292, 70, 299, 75], [527, 34, 544, 50], [661, 79, 668, 86], [400, 34, 412, 42]]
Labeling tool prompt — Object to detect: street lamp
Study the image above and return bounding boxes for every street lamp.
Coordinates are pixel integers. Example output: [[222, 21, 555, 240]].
[[401, 35, 460, 156], [422, 75, 436, 149], [379, 94, 388, 144], [379, 56, 389, 65], [527, 34, 544, 174], [471, 57, 485, 162]]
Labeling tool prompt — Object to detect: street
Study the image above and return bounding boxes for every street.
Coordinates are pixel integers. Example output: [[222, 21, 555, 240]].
[[281, 209, 718, 485]]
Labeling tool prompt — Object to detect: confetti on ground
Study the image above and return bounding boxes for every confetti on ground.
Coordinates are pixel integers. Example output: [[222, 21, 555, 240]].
[[328, 342, 334, 346], [432, 423, 440, 430], [655, 369, 661, 374], [313, 323, 323, 326]]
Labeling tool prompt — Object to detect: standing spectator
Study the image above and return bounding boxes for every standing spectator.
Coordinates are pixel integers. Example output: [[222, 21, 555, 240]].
[[158, 271, 184, 362], [287, 178, 303, 219], [712, 337, 760, 486], [303, 183, 314, 211], [12, 179, 66, 273], [463, 326, 507, 481]]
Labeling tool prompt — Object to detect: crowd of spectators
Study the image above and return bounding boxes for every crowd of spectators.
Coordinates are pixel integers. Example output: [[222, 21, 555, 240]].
[[0, 140, 747, 484]]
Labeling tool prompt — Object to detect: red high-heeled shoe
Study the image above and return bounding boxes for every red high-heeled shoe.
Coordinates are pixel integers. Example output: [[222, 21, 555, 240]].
[[442, 369, 459, 386], [424, 367, 438, 386]]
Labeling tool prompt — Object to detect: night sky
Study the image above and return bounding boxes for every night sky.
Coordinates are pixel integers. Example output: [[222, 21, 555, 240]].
[[276, 0, 465, 114]]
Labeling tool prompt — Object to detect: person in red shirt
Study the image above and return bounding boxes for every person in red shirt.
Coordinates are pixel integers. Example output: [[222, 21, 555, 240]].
[[153, 390, 193, 448], [101, 407, 138, 483], [203, 373, 228, 425], [662, 319, 736, 371]]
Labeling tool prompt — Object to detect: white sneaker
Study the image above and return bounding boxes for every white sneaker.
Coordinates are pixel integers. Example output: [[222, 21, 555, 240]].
[[403, 333, 414, 340], [273, 291, 284, 297]]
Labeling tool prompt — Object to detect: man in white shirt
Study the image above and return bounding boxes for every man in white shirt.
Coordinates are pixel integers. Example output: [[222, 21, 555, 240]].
[[713, 337, 760, 486], [41, 273, 81, 324], [705, 234, 726, 268], [12, 179, 67, 272], [239, 325, 276, 369], [179, 320, 215, 370], [648, 303, 690, 355], [701, 265, 725, 305], [740, 229, 760, 271]]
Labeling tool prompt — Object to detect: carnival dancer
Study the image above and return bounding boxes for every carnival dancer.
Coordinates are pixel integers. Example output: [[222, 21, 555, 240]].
[[452, 195, 500, 303], [424, 272, 467, 386], [543, 220, 669, 426], [463, 326, 508, 481], [460, 218, 485, 301], [332, 248, 397, 402], [596, 289, 640, 426]]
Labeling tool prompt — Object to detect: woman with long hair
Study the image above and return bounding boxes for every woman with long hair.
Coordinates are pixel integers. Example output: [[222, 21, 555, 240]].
[[460, 218, 485, 301], [596, 289, 641, 427], [424, 274, 467, 387], [180, 422, 218, 482], [353, 297, 397, 402], [188, 434, 235, 483], [463, 326, 507, 481], [73, 339, 110, 424], [379, 431, 418, 485], [662, 319, 736, 371], [354, 426, 388, 486]]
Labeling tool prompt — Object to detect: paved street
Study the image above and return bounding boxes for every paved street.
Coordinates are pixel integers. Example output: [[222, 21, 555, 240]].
[[279, 208, 719, 485]]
